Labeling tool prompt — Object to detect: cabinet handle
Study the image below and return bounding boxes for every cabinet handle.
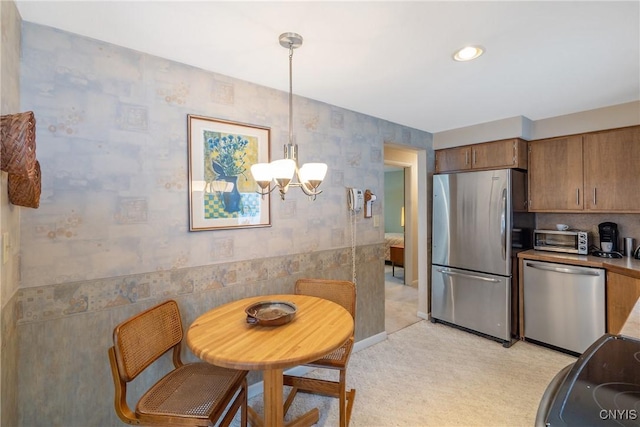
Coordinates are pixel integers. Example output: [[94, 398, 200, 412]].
[[473, 150, 477, 165], [501, 189, 507, 260], [593, 187, 597, 205], [465, 151, 469, 165], [576, 188, 580, 206]]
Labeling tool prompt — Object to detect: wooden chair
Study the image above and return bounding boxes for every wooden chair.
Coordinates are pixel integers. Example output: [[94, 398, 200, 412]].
[[283, 279, 357, 427], [108, 300, 248, 427]]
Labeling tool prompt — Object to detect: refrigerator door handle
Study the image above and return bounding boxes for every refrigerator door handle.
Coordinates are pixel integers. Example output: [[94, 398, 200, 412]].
[[501, 188, 507, 260], [436, 268, 501, 283], [525, 261, 602, 277]]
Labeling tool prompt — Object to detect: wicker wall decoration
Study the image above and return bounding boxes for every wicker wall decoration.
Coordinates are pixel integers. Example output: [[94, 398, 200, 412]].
[[0, 111, 41, 208]]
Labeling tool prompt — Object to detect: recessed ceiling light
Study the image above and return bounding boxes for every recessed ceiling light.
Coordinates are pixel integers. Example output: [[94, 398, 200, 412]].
[[453, 45, 484, 62]]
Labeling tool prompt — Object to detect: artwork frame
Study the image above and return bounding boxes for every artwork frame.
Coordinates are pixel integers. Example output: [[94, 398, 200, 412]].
[[187, 114, 271, 231]]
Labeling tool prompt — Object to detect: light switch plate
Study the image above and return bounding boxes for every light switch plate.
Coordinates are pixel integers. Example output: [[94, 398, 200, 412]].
[[373, 215, 380, 227]]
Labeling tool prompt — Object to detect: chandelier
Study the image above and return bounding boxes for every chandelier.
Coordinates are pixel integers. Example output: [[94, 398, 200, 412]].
[[250, 32, 327, 201]]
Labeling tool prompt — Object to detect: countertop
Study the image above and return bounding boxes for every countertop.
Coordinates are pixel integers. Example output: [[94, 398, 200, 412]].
[[518, 249, 640, 279]]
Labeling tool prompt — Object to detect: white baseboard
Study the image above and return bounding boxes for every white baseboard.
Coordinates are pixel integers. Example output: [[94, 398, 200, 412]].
[[353, 331, 387, 352], [246, 330, 389, 399]]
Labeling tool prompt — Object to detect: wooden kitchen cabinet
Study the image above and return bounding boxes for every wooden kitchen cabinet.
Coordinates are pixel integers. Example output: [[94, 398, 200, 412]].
[[606, 271, 640, 334], [435, 138, 527, 173], [528, 135, 584, 211], [528, 126, 640, 213], [472, 138, 528, 171], [583, 126, 640, 212], [435, 146, 471, 172]]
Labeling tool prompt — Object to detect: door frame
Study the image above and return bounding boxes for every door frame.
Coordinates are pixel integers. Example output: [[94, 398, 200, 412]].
[[384, 146, 429, 319]]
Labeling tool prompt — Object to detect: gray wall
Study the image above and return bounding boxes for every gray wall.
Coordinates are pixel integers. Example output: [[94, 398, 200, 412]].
[[17, 22, 432, 290], [9, 19, 431, 426], [1, 1, 23, 426], [433, 102, 640, 149]]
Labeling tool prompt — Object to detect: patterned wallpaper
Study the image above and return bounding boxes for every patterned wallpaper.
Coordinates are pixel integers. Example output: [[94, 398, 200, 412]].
[[19, 22, 432, 289], [1, 2, 23, 425], [1, 0, 22, 304]]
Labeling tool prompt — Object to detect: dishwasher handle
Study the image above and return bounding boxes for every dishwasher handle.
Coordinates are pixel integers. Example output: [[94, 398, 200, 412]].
[[525, 261, 602, 277], [436, 268, 501, 283]]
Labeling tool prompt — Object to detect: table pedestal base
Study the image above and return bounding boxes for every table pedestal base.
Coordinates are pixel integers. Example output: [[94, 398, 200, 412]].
[[248, 368, 319, 427], [248, 407, 319, 427]]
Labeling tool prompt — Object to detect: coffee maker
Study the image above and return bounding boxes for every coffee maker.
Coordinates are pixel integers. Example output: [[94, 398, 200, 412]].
[[593, 222, 622, 258]]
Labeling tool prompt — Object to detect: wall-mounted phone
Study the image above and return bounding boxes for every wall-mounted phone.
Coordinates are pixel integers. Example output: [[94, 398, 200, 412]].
[[364, 189, 377, 218], [348, 188, 363, 213]]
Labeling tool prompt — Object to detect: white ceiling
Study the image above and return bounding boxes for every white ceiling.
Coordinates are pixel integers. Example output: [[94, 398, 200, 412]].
[[14, 1, 640, 134]]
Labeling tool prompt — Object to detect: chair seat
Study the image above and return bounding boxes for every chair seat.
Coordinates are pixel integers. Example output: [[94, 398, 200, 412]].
[[305, 338, 353, 369], [283, 278, 356, 427], [138, 362, 247, 421]]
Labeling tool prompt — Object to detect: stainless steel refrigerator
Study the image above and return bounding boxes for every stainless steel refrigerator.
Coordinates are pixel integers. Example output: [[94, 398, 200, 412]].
[[431, 168, 533, 346]]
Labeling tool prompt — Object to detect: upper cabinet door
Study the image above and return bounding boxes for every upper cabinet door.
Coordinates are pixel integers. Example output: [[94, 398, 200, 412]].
[[435, 139, 527, 173], [583, 126, 640, 212], [472, 139, 527, 171], [528, 135, 584, 212], [435, 146, 471, 173]]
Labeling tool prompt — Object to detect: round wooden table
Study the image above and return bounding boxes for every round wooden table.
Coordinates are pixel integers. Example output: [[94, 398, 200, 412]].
[[186, 294, 354, 427]]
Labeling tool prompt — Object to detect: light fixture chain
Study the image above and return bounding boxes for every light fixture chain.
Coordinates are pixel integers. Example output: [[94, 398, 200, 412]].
[[288, 43, 294, 148]]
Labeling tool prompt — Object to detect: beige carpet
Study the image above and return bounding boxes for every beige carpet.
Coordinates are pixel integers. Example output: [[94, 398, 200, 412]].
[[385, 297, 421, 335], [240, 320, 576, 426], [385, 265, 421, 335]]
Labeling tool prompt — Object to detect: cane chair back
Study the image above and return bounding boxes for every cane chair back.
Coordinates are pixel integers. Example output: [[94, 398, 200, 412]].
[[283, 278, 356, 427], [108, 300, 248, 427]]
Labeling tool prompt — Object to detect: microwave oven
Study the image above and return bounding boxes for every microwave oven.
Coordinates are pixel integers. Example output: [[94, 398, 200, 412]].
[[533, 229, 589, 255]]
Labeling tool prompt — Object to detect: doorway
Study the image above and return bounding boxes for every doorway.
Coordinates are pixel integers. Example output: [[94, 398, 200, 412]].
[[384, 165, 406, 283], [384, 145, 429, 329]]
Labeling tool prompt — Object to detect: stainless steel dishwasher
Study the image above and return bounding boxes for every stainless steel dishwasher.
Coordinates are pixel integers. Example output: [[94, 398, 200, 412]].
[[523, 260, 605, 355]]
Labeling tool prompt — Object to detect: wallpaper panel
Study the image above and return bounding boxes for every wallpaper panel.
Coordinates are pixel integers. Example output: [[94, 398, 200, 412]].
[[19, 22, 430, 289], [1, 1, 22, 425]]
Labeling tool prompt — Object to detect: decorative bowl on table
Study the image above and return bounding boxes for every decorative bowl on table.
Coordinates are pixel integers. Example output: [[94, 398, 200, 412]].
[[245, 300, 297, 326]]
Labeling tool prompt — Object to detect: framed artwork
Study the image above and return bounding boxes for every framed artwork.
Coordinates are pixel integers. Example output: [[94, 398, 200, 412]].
[[188, 115, 271, 231]]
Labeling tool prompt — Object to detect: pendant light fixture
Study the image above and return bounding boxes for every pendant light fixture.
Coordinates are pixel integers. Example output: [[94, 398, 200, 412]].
[[250, 32, 328, 201]]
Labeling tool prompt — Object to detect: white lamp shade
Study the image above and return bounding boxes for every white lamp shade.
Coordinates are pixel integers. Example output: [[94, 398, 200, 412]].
[[270, 159, 296, 180], [250, 163, 273, 182], [299, 163, 328, 184]]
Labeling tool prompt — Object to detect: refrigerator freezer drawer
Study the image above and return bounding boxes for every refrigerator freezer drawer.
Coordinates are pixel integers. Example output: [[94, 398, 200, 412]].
[[431, 266, 511, 343], [523, 260, 605, 354]]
